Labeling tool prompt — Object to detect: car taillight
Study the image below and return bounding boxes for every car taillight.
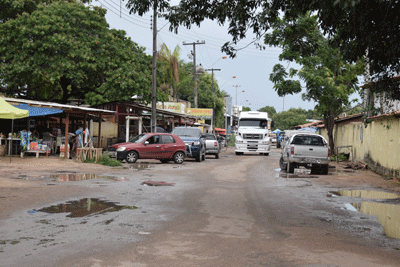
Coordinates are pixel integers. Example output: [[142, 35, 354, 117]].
[[291, 146, 294, 155], [214, 141, 218, 147], [328, 148, 331, 157]]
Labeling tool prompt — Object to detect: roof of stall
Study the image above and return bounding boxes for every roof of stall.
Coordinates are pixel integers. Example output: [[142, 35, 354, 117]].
[[3, 97, 115, 116]]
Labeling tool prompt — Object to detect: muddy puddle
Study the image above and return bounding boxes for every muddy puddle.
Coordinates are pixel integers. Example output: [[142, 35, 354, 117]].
[[113, 164, 153, 170], [332, 190, 400, 199], [351, 202, 400, 239], [15, 173, 121, 182], [35, 198, 138, 218]]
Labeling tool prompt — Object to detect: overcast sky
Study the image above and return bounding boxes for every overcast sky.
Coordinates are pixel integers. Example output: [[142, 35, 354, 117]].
[[94, 0, 361, 112]]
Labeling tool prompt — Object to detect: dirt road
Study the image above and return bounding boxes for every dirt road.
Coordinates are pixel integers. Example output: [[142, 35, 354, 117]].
[[0, 148, 399, 266]]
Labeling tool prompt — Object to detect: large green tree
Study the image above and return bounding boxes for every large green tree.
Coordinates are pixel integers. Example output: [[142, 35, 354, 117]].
[[258, 106, 276, 117], [125, 0, 399, 99], [194, 72, 226, 128], [266, 14, 363, 153], [0, 1, 152, 104], [271, 108, 308, 131]]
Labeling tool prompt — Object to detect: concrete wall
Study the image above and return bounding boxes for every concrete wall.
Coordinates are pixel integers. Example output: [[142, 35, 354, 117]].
[[322, 116, 400, 177]]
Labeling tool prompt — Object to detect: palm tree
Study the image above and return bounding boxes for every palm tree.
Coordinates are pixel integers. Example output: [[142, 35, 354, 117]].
[[157, 43, 182, 101]]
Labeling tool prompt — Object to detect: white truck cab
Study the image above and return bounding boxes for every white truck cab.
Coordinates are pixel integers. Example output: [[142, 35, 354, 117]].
[[235, 111, 271, 156]]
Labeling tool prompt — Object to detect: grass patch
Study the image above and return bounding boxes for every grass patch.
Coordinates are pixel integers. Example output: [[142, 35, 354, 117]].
[[227, 134, 235, 146], [83, 152, 122, 167], [330, 154, 348, 161], [97, 153, 122, 166]]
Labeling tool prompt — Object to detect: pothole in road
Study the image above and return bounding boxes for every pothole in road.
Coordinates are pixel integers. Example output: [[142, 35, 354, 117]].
[[35, 198, 138, 218], [350, 202, 400, 240], [331, 190, 400, 199], [15, 173, 119, 182]]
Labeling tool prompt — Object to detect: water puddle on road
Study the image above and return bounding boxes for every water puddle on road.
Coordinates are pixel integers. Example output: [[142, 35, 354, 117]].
[[351, 202, 400, 240], [278, 174, 319, 179], [15, 173, 118, 182], [36, 198, 138, 218], [332, 190, 400, 199], [119, 164, 153, 170]]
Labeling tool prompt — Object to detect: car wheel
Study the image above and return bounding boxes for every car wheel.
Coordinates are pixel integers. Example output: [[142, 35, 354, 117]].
[[264, 153, 269, 156], [195, 155, 201, 162], [173, 152, 185, 164], [202, 152, 206, 161], [277, 143, 281, 148], [235, 152, 243, 155], [279, 156, 286, 170], [126, 151, 138, 163], [321, 164, 329, 175], [287, 161, 295, 173], [215, 153, 219, 159]]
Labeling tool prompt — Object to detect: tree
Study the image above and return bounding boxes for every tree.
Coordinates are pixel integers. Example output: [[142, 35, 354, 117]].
[[266, 14, 363, 153], [271, 108, 308, 131], [242, 106, 251, 112], [156, 0, 399, 98], [0, 1, 152, 104], [157, 43, 184, 101], [258, 106, 276, 117]]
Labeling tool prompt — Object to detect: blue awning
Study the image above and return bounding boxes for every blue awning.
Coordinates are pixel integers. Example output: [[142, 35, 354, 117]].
[[12, 103, 63, 117]]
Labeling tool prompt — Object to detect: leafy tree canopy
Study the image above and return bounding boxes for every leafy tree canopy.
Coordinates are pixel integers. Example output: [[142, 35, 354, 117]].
[[125, 0, 399, 98], [271, 108, 308, 131], [265, 13, 363, 153], [258, 106, 276, 117], [0, 1, 152, 105], [242, 106, 251, 112]]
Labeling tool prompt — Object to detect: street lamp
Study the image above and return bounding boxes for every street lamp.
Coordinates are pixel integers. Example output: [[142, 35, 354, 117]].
[[233, 85, 245, 106], [220, 75, 236, 89]]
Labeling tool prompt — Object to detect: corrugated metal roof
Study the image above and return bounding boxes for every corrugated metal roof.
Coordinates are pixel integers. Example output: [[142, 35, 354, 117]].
[[4, 97, 115, 114]]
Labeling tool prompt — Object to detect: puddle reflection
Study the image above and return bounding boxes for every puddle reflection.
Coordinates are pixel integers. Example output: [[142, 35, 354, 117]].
[[278, 174, 319, 179], [333, 190, 399, 199], [16, 173, 118, 182], [352, 202, 400, 240], [37, 198, 138, 218]]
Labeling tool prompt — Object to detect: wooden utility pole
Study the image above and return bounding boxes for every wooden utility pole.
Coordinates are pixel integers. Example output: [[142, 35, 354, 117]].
[[183, 41, 205, 108], [151, 2, 158, 133], [205, 68, 221, 134]]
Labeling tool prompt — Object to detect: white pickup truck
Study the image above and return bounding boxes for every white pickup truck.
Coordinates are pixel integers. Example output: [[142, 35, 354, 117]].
[[279, 133, 330, 174]]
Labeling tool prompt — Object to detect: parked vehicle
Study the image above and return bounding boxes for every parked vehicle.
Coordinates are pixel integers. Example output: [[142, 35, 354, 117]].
[[270, 133, 277, 144], [279, 133, 330, 174], [171, 126, 206, 162], [109, 133, 186, 164], [235, 111, 272, 156], [201, 133, 221, 159]]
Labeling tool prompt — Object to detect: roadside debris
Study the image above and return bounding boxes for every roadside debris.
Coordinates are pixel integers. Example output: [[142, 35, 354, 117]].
[[141, 181, 175, 186], [340, 161, 368, 170]]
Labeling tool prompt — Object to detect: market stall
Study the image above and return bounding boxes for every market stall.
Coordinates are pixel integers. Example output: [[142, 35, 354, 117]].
[[0, 97, 29, 162]]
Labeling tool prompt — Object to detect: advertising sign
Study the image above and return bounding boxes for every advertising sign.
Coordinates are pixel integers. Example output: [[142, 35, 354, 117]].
[[155, 102, 186, 113], [186, 108, 213, 119]]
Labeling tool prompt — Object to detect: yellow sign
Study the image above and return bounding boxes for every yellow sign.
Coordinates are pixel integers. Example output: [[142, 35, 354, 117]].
[[186, 108, 213, 119]]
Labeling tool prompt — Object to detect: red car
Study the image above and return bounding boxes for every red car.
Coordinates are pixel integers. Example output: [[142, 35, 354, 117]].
[[110, 133, 186, 164]]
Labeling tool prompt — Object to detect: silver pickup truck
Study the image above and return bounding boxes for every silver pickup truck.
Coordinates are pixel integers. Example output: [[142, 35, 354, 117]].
[[279, 133, 330, 174], [201, 134, 221, 159]]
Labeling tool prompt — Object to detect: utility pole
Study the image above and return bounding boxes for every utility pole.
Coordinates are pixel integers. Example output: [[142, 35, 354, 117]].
[[151, 2, 157, 133], [183, 40, 205, 108], [205, 68, 221, 134]]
